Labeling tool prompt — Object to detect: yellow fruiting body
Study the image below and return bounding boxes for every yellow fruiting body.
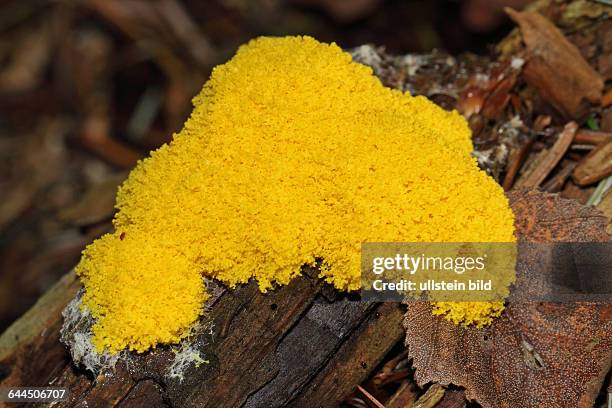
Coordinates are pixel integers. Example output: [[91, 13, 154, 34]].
[[76, 36, 515, 353]]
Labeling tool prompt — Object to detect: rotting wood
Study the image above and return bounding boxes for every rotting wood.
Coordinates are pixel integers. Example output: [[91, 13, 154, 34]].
[[1, 189, 604, 408], [0, 266, 404, 408]]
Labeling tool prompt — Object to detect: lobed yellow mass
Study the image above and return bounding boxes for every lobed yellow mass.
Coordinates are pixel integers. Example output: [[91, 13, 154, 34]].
[[76, 36, 516, 353]]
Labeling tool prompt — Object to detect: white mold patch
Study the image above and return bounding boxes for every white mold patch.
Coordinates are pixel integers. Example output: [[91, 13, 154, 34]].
[[165, 320, 214, 383], [60, 291, 120, 375]]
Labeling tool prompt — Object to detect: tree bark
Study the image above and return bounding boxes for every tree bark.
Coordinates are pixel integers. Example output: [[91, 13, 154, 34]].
[[0, 267, 405, 407]]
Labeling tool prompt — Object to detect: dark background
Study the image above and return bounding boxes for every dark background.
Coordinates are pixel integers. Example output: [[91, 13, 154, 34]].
[[0, 0, 530, 332]]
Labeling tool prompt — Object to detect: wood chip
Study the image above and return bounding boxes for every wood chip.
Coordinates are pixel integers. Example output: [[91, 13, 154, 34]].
[[386, 381, 417, 408], [517, 122, 578, 188], [506, 9, 604, 119], [574, 130, 612, 145], [572, 140, 612, 186], [541, 160, 577, 193], [503, 139, 534, 190]]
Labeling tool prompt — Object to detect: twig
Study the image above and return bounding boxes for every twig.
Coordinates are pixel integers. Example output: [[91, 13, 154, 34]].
[[574, 130, 612, 145], [81, 116, 142, 169], [503, 139, 534, 190], [373, 368, 411, 387], [357, 385, 386, 408], [602, 89, 612, 108], [380, 350, 408, 374], [572, 140, 612, 186], [518, 122, 578, 188], [542, 161, 577, 193]]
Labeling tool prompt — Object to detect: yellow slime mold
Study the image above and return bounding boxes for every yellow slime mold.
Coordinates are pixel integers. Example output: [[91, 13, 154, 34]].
[[76, 36, 515, 353]]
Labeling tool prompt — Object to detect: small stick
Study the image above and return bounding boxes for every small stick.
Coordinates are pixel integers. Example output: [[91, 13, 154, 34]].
[[542, 161, 577, 192], [574, 130, 612, 145], [82, 116, 142, 169], [570, 144, 595, 151], [357, 385, 386, 408], [519, 122, 578, 188], [380, 350, 408, 373], [503, 139, 534, 190], [602, 89, 612, 108], [572, 140, 612, 186], [374, 368, 411, 387]]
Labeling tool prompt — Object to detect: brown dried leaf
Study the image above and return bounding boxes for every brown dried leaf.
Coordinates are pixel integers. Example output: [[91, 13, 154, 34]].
[[435, 390, 466, 408], [481, 74, 517, 120], [457, 84, 489, 118], [404, 190, 611, 408], [457, 65, 508, 119], [506, 9, 604, 119]]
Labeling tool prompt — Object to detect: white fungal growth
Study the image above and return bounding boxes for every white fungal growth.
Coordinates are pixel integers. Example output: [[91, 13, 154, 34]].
[[61, 285, 217, 382], [511, 57, 525, 70], [351, 45, 383, 70], [165, 320, 214, 382], [60, 291, 120, 375]]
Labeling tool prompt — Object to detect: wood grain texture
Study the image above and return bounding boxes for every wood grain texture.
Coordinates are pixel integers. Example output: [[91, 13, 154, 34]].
[[506, 8, 604, 119], [0, 266, 404, 408]]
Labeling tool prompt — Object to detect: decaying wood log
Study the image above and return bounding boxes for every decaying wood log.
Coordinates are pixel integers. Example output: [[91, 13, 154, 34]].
[[0, 266, 404, 407], [1, 1, 610, 407], [1, 189, 607, 408]]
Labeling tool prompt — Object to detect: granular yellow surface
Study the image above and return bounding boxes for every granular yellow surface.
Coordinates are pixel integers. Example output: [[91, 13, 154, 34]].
[[76, 36, 516, 354]]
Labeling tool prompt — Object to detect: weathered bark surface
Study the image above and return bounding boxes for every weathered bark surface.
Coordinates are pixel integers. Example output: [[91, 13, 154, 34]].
[[0, 266, 404, 408]]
